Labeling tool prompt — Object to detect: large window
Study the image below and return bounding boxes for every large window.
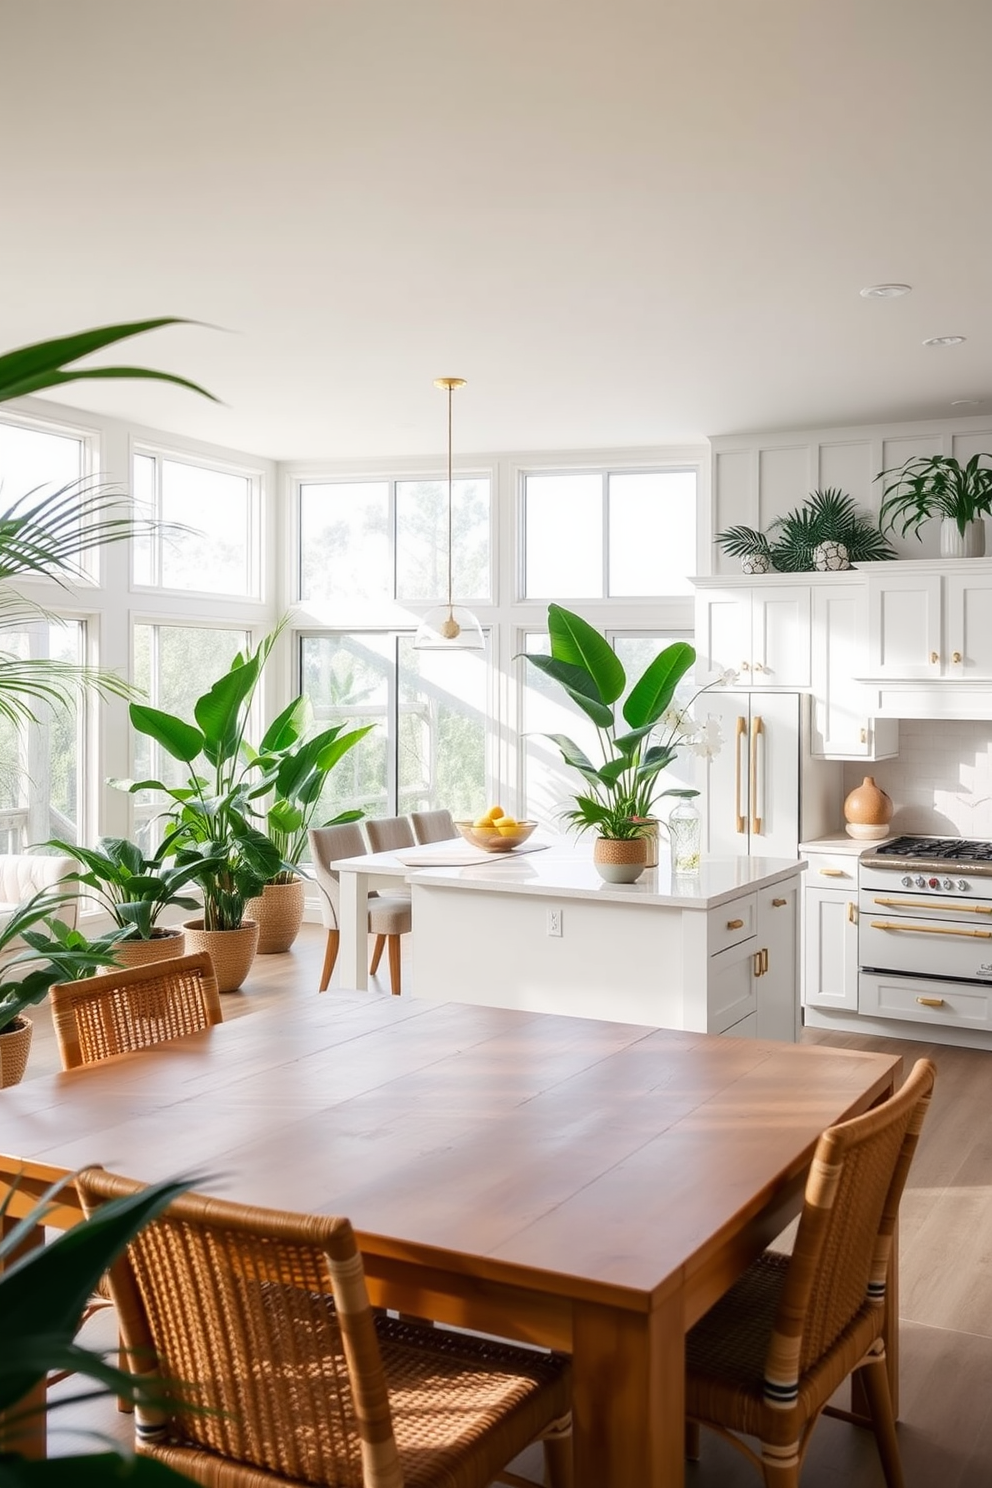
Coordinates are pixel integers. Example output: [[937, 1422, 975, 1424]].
[[132, 451, 259, 597], [300, 632, 489, 830], [131, 623, 250, 849], [0, 620, 85, 852], [522, 468, 697, 598], [299, 477, 491, 605]]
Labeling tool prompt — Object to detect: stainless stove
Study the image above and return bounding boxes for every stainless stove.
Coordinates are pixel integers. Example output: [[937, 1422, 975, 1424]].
[[860, 835, 992, 896]]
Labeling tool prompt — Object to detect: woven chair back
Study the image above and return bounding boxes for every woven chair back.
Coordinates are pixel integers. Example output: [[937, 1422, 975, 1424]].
[[50, 952, 222, 1070], [767, 1057, 935, 1388], [410, 810, 456, 844], [308, 824, 368, 930], [364, 817, 415, 854], [77, 1169, 400, 1488]]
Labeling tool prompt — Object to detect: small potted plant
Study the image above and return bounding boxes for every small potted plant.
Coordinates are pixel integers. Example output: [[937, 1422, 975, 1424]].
[[876, 453, 992, 557], [0, 891, 129, 1087], [520, 605, 728, 883], [43, 834, 225, 968], [243, 696, 372, 953]]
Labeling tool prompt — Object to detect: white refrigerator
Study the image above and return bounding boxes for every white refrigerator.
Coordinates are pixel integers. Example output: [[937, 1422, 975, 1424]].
[[699, 692, 838, 859]]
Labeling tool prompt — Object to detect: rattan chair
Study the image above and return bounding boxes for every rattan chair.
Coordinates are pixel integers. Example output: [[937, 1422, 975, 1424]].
[[684, 1056, 936, 1488], [49, 952, 223, 1070], [364, 815, 416, 853], [410, 809, 457, 844], [77, 1169, 573, 1488], [308, 824, 412, 995]]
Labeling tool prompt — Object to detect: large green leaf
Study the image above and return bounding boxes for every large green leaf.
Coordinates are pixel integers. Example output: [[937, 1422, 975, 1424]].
[[259, 695, 311, 753], [622, 642, 695, 729], [128, 705, 203, 764], [193, 654, 262, 766], [522, 654, 614, 728], [548, 604, 625, 704], [539, 733, 604, 787], [0, 319, 217, 404]]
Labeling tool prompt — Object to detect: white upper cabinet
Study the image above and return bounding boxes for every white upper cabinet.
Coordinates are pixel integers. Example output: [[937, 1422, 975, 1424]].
[[862, 560, 992, 684], [810, 582, 898, 760], [694, 580, 811, 688]]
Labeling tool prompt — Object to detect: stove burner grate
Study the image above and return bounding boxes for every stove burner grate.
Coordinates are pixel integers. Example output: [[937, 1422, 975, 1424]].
[[875, 836, 992, 862]]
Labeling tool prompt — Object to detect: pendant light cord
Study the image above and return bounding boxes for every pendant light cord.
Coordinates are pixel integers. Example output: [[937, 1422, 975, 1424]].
[[446, 380, 454, 617]]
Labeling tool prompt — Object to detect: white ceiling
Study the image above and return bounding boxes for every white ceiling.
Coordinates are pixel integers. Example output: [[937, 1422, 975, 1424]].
[[3, 0, 991, 462]]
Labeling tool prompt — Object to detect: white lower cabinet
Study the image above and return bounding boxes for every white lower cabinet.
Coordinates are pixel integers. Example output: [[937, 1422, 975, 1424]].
[[802, 847, 860, 1013], [755, 880, 800, 1040]]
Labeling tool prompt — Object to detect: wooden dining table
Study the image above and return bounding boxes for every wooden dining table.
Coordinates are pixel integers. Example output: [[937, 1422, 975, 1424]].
[[0, 990, 901, 1487]]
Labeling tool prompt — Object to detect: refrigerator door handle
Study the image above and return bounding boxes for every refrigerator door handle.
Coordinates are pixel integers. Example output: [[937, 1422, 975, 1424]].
[[735, 715, 747, 833], [750, 714, 763, 835]]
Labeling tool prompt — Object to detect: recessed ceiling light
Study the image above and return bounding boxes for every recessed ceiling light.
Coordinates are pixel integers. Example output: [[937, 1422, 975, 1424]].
[[923, 335, 966, 346], [951, 398, 980, 408], [859, 283, 912, 298]]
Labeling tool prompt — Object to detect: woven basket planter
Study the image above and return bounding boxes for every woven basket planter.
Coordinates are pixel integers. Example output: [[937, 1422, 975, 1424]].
[[244, 878, 306, 954], [112, 927, 187, 970], [592, 836, 647, 884], [182, 918, 259, 993], [0, 1014, 33, 1088]]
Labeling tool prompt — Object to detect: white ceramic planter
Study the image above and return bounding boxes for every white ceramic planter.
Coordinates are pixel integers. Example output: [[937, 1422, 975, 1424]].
[[939, 517, 985, 558]]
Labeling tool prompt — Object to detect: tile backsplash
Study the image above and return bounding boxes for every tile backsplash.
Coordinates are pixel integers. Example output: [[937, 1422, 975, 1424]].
[[843, 721, 992, 838]]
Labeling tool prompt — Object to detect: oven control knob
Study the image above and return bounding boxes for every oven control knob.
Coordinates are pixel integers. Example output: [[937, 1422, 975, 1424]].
[[915, 876, 927, 888], [957, 879, 969, 892], [943, 878, 954, 890], [928, 877, 941, 889], [901, 875, 913, 887]]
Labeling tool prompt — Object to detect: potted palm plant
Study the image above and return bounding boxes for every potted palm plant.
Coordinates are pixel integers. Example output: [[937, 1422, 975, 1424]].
[[243, 696, 372, 953], [43, 835, 227, 968], [115, 633, 284, 991], [521, 605, 728, 883], [0, 891, 129, 1086], [876, 453, 992, 556]]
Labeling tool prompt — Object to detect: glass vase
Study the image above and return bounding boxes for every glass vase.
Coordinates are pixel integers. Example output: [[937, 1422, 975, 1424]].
[[668, 795, 701, 874]]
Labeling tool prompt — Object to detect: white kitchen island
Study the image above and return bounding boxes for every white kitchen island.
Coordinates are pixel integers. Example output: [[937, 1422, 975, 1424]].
[[335, 838, 804, 1040]]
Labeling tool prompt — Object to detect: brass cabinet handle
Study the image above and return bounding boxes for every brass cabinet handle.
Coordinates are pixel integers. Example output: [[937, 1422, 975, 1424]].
[[847, 901, 857, 923], [735, 716, 746, 833], [761, 946, 769, 974], [916, 996, 946, 1008], [953, 651, 963, 664], [741, 660, 750, 672], [750, 714, 763, 836], [930, 651, 939, 665], [872, 895, 992, 915], [727, 917, 744, 930], [819, 867, 846, 877], [870, 919, 992, 939], [860, 727, 868, 744], [772, 897, 788, 907], [753, 661, 765, 673], [753, 951, 763, 977]]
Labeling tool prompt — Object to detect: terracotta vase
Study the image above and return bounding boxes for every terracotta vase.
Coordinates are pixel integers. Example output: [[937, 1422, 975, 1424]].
[[0, 1013, 32, 1088], [843, 775, 894, 840], [593, 837, 647, 884], [244, 878, 306, 954]]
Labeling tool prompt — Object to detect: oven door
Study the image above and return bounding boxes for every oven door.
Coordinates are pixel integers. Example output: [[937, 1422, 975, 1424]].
[[859, 889, 992, 982]]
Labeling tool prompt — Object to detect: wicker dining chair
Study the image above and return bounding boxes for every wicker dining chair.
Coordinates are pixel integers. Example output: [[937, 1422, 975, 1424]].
[[77, 1169, 573, 1488], [364, 815, 416, 854], [684, 1056, 936, 1488], [410, 809, 456, 845], [308, 824, 412, 995], [49, 952, 223, 1070]]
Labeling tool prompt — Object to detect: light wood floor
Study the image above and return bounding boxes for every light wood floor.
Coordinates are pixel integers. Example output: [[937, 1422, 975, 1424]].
[[24, 925, 992, 1485]]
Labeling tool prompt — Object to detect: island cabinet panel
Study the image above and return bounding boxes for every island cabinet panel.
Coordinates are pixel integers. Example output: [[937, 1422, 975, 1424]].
[[410, 864, 803, 1039]]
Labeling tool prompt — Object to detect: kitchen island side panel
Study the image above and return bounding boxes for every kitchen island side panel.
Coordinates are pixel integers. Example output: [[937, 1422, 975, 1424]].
[[410, 883, 712, 1030]]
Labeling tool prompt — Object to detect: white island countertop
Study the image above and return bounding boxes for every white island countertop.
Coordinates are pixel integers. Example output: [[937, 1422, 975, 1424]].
[[411, 838, 805, 909]]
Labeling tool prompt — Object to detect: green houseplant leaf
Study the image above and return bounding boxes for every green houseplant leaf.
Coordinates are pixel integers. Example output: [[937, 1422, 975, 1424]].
[[0, 319, 217, 404], [547, 603, 625, 703]]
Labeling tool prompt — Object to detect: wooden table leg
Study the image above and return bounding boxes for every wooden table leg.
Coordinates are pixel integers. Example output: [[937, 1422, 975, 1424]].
[[0, 1208, 46, 1458], [571, 1291, 685, 1488], [338, 870, 370, 990]]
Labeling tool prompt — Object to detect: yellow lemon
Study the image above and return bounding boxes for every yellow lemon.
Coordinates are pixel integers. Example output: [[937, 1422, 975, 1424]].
[[488, 804, 505, 820], [474, 812, 494, 828], [496, 815, 519, 831]]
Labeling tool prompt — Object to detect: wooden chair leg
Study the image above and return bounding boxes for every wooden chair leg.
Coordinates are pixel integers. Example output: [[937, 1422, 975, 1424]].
[[387, 934, 402, 995], [542, 1424, 573, 1487], [858, 1349, 906, 1488], [370, 934, 386, 975], [318, 929, 340, 992]]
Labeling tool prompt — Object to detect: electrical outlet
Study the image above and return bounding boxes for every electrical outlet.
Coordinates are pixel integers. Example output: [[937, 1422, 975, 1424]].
[[547, 907, 562, 937]]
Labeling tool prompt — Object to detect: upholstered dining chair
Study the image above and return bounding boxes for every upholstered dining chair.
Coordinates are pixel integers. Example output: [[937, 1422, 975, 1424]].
[[77, 1169, 573, 1488], [364, 814, 416, 854], [49, 952, 223, 1070], [410, 808, 457, 844], [684, 1056, 936, 1488], [308, 824, 412, 996]]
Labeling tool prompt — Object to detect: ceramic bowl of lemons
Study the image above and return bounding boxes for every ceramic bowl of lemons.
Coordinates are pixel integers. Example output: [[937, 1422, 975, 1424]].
[[455, 815, 538, 853]]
